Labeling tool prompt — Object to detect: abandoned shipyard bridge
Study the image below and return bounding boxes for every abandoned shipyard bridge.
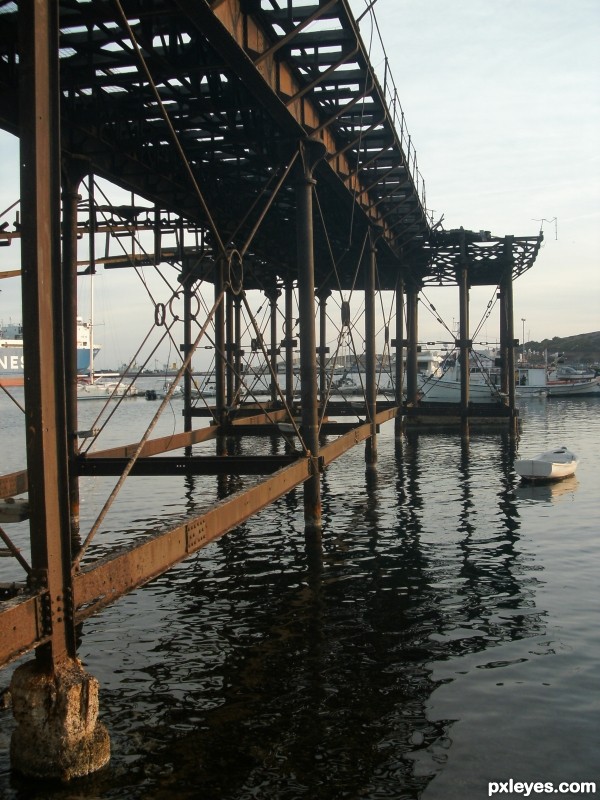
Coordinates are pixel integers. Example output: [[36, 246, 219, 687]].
[[0, 0, 542, 780]]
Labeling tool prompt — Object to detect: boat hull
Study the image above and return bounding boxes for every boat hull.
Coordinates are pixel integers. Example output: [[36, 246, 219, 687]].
[[1, 344, 100, 387], [517, 379, 600, 397], [515, 447, 578, 482], [418, 376, 503, 404]]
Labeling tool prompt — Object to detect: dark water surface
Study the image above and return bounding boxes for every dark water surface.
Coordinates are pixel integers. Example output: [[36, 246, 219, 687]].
[[1, 393, 599, 798]]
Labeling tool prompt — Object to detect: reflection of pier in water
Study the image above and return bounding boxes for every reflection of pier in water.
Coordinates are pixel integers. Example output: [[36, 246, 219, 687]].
[[77, 429, 546, 796]]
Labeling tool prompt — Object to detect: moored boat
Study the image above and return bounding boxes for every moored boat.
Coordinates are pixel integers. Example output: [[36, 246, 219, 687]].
[[77, 379, 137, 400], [417, 351, 504, 404], [516, 366, 600, 397], [514, 446, 578, 482]]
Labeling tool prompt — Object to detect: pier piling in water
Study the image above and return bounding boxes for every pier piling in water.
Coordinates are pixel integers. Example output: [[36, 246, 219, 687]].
[[10, 660, 110, 781]]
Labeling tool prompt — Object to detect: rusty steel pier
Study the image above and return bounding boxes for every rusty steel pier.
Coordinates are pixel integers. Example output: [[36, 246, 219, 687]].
[[0, 0, 542, 780]]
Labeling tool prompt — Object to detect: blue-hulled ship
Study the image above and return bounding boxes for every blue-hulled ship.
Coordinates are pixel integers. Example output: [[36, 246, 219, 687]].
[[0, 317, 100, 386]]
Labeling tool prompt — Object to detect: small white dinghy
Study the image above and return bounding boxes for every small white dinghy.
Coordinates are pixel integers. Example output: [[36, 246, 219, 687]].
[[515, 446, 578, 482]]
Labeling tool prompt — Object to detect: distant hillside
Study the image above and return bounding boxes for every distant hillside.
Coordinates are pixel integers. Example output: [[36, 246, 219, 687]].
[[527, 332, 600, 364]]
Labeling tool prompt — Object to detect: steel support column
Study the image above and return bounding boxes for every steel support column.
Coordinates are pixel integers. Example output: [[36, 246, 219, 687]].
[[405, 284, 419, 406], [458, 232, 471, 431], [296, 140, 326, 534], [183, 267, 193, 433], [364, 235, 377, 465], [317, 287, 331, 405], [61, 163, 86, 545], [234, 293, 243, 399], [226, 288, 235, 406], [10, 0, 109, 779], [283, 280, 296, 407], [499, 284, 508, 397], [501, 237, 517, 423], [19, 0, 73, 669], [214, 256, 227, 454], [394, 277, 405, 426], [266, 288, 281, 404]]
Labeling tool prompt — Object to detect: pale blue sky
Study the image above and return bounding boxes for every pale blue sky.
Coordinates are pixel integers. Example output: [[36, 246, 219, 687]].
[[350, 0, 600, 341], [1, 1, 599, 366]]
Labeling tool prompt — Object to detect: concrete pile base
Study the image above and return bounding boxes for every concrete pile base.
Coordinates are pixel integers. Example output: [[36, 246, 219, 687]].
[[10, 659, 110, 781]]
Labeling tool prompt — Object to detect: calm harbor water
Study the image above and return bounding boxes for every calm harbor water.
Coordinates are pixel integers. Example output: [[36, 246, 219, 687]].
[[0, 389, 599, 799]]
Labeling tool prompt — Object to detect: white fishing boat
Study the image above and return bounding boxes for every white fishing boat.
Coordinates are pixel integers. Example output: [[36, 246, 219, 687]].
[[516, 366, 600, 397], [514, 446, 578, 482], [417, 352, 504, 404]]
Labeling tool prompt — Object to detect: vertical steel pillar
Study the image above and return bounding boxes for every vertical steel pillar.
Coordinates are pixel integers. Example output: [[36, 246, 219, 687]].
[[11, 1, 109, 779], [226, 289, 235, 406], [499, 285, 508, 397], [316, 287, 331, 405], [214, 255, 227, 454], [266, 288, 280, 404], [458, 229, 471, 432], [283, 279, 296, 407], [234, 293, 243, 399], [296, 140, 326, 534], [405, 284, 419, 406], [183, 267, 193, 433], [19, 0, 72, 670], [365, 234, 377, 465], [61, 163, 85, 545], [153, 204, 162, 266], [501, 236, 517, 424], [394, 277, 405, 431]]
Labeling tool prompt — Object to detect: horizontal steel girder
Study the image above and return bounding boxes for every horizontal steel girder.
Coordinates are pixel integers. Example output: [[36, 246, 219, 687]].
[[77, 454, 300, 476]]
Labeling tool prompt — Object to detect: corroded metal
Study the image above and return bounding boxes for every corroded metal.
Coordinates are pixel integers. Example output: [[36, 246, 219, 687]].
[[458, 229, 471, 419], [19, 0, 76, 666], [405, 285, 420, 406], [364, 236, 378, 464], [394, 278, 405, 409], [296, 139, 326, 533]]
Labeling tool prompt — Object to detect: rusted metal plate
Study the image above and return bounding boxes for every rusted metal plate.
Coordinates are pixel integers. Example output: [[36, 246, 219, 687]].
[[186, 518, 208, 552]]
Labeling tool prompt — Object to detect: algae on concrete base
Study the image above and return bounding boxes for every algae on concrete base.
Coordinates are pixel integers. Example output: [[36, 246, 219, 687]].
[[10, 659, 110, 781]]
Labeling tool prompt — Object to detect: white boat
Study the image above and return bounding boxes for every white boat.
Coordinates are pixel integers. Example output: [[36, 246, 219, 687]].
[[145, 381, 184, 400], [514, 446, 578, 482], [417, 352, 504, 404], [77, 379, 137, 400], [516, 367, 600, 397]]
